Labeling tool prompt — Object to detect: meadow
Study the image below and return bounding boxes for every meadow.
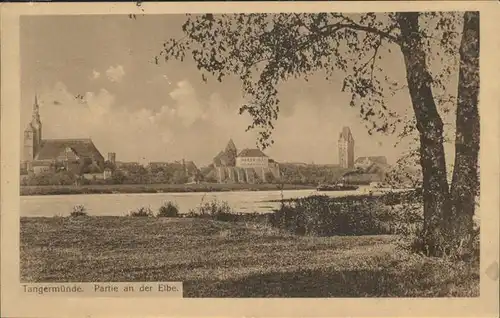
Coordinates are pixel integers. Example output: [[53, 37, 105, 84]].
[[20, 194, 479, 297]]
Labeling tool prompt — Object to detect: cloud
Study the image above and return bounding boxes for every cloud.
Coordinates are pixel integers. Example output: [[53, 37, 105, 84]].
[[265, 96, 409, 165], [145, 92, 256, 166], [23, 80, 420, 167], [84, 89, 114, 118], [27, 82, 177, 163], [106, 65, 125, 83], [168, 80, 207, 126], [205, 92, 254, 134], [92, 70, 101, 79], [25, 81, 253, 165]]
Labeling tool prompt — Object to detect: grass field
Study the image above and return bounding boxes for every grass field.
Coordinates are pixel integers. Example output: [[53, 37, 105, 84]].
[[20, 183, 315, 196], [20, 216, 479, 297]]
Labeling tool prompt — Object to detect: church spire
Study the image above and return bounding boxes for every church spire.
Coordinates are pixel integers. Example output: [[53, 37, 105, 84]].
[[30, 93, 42, 134], [32, 93, 40, 121], [30, 93, 42, 146]]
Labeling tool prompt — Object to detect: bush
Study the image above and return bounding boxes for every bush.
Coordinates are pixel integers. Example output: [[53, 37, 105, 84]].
[[394, 208, 480, 260], [187, 199, 238, 222], [381, 189, 423, 206], [267, 195, 394, 236], [70, 204, 88, 217], [157, 201, 179, 217], [399, 226, 480, 261], [382, 192, 403, 206], [128, 206, 154, 217]]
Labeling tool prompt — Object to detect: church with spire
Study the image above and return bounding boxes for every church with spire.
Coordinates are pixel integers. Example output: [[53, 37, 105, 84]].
[[22, 95, 106, 175], [23, 95, 43, 164]]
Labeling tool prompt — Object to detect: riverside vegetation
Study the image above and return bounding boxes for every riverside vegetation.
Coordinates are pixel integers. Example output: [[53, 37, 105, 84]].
[[20, 191, 479, 297], [20, 182, 315, 196]]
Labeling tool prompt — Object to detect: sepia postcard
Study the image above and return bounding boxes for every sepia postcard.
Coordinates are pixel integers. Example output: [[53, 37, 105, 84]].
[[1, 1, 499, 317]]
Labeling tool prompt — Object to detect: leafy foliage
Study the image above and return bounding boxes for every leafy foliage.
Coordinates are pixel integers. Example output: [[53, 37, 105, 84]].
[[266, 194, 427, 237], [159, 12, 462, 149], [157, 201, 180, 217], [21, 171, 78, 186], [187, 198, 237, 222], [278, 164, 349, 185], [70, 204, 88, 217], [128, 206, 155, 217], [20, 162, 201, 186]]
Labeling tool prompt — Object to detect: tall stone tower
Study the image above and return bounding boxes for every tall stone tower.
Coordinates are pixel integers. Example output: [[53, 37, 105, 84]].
[[338, 126, 354, 168], [224, 139, 237, 166], [23, 95, 42, 162]]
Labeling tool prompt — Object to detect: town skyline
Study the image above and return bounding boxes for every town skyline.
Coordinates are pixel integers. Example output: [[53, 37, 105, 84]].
[[21, 95, 363, 169], [20, 14, 457, 167]]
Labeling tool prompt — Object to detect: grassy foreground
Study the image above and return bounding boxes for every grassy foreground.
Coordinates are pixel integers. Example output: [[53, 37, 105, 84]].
[[20, 216, 479, 297]]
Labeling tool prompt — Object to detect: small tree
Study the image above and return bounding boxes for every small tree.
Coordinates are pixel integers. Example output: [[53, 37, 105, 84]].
[[265, 171, 276, 184], [77, 157, 93, 175], [111, 170, 126, 184], [172, 170, 188, 184], [104, 160, 117, 171]]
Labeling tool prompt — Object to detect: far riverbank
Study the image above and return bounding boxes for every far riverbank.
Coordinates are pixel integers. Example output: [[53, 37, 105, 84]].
[[20, 183, 316, 196]]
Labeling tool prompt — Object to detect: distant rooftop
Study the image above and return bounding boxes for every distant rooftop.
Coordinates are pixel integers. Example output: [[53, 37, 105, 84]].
[[35, 138, 103, 161], [237, 148, 267, 158], [355, 156, 388, 165]]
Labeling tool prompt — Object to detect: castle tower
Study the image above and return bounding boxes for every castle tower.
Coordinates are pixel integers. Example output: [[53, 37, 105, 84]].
[[23, 94, 42, 162], [224, 139, 237, 166], [338, 127, 354, 168]]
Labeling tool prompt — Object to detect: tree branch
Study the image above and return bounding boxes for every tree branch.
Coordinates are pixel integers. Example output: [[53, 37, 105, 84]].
[[357, 36, 383, 83], [322, 22, 400, 44]]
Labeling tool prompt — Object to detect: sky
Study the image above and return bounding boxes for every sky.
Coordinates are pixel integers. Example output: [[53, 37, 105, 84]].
[[20, 14, 459, 168]]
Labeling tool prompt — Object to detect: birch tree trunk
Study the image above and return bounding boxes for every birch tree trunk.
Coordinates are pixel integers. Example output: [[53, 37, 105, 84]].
[[397, 12, 451, 254], [449, 11, 480, 242]]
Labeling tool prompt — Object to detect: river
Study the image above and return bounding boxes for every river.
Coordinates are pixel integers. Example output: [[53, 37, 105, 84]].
[[21, 187, 383, 217]]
